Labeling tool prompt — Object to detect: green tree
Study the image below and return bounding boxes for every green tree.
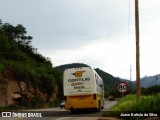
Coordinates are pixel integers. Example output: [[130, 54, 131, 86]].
[[0, 20, 65, 108]]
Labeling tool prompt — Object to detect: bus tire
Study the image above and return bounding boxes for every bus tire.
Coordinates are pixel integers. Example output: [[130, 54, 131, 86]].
[[101, 106, 104, 109], [71, 108, 75, 114]]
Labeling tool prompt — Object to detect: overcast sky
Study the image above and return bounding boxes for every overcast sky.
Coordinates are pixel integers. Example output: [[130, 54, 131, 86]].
[[1, 0, 160, 80]]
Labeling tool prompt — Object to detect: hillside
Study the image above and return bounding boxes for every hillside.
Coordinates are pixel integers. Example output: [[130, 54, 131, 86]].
[[120, 74, 160, 90], [0, 20, 63, 108], [131, 74, 160, 88], [54, 63, 89, 72], [95, 68, 121, 92], [54, 63, 121, 96], [140, 74, 160, 88]]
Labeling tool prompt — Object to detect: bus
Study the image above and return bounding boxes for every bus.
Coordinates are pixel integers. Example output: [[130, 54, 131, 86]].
[[63, 67, 105, 112]]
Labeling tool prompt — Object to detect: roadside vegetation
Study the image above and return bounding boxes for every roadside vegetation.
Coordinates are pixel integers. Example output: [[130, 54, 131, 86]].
[[111, 94, 160, 111], [105, 86, 160, 119]]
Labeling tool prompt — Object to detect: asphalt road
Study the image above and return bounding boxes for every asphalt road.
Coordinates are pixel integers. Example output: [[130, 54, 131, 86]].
[[0, 101, 117, 120]]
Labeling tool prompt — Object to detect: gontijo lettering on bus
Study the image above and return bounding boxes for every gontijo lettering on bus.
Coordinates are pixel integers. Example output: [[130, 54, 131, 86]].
[[68, 78, 90, 82], [68, 70, 90, 82]]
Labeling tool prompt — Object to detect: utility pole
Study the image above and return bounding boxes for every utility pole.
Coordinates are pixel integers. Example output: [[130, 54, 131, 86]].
[[135, 0, 140, 103]]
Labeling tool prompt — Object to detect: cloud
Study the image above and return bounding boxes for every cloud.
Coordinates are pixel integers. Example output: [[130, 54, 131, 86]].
[[0, 0, 131, 50], [1, 0, 160, 80]]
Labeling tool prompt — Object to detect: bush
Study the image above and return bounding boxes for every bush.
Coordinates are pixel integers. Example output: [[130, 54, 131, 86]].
[[108, 94, 160, 119], [0, 64, 5, 72], [111, 94, 160, 112]]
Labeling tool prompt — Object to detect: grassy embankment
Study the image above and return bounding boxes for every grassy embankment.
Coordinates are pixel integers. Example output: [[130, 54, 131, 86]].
[[104, 94, 160, 119]]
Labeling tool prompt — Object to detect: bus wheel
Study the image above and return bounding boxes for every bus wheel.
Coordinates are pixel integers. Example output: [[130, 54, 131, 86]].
[[101, 106, 104, 109], [71, 108, 75, 114]]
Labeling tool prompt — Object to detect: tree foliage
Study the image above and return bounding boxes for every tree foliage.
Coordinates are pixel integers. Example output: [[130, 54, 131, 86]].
[[0, 20, 63, 101], [141, 85, 160, 95]]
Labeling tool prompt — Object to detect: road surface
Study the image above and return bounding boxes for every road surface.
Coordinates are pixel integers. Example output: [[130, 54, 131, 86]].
[[0, 101, 117, 120]]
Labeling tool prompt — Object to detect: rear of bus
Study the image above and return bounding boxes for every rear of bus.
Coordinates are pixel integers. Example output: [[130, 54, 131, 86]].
[[63, 67, 104, 112]]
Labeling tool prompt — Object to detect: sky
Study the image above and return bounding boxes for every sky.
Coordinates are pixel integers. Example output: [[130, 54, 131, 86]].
[[1, 0, 160, 80]]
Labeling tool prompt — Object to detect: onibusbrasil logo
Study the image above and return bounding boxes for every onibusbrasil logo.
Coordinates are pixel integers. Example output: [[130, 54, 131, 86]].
[[1, 112, 42, 118]]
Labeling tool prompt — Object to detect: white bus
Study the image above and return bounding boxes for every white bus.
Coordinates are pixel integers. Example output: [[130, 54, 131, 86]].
[[63, 67, 105, 112]]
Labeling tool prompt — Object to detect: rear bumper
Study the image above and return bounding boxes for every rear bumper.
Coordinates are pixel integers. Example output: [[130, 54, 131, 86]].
[[65, 101, 98, 110]]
